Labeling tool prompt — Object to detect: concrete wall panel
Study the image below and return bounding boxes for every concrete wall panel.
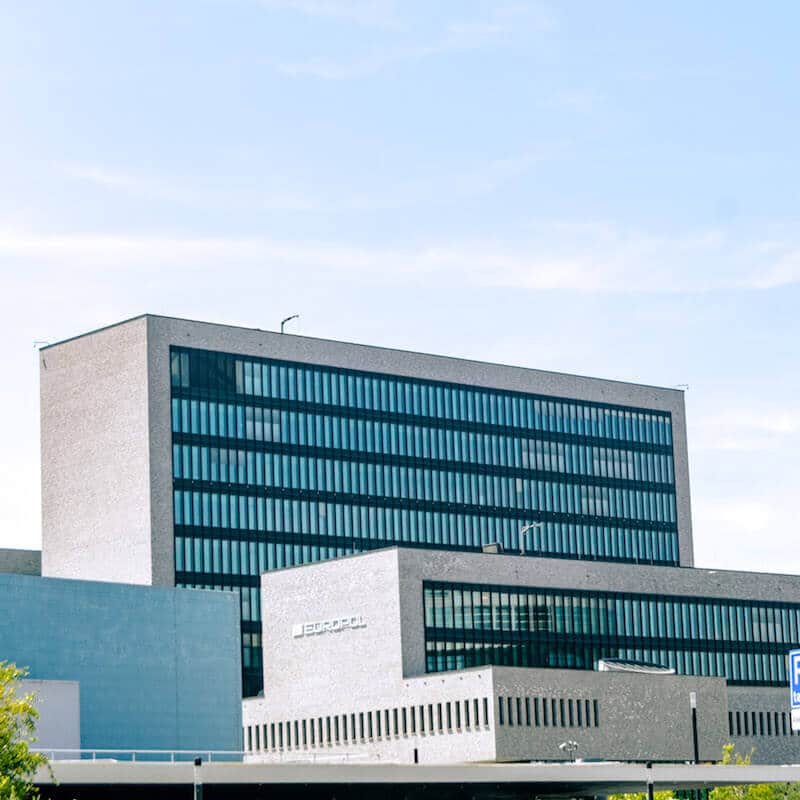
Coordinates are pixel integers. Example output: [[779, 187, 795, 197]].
[[40, 318, 154, 584], [21, 679, 80, 752], [0, 573, 241, 752]]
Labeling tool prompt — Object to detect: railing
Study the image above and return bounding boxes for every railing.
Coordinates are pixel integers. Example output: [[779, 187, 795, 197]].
[[32, 749, 245, 763], [245, 750, 374, 764]]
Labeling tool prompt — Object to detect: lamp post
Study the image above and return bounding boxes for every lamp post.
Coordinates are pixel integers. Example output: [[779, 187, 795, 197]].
[[193, 757, 203, 800], [519, 522, 544, 556], [690, 691, 699, 763], [280, 314, 299, 334]]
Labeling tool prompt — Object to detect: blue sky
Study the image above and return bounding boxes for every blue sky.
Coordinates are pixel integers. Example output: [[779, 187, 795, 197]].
[[1, 1, 798, 572]]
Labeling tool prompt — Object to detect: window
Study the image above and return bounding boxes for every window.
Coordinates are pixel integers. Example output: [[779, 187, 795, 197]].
[[171, 344, 680, 697], [423, 581, 800, 688]]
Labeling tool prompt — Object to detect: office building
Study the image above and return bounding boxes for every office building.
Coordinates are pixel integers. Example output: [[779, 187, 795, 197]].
[[40, 315, 692, 695], [242, 548, 800, 764]]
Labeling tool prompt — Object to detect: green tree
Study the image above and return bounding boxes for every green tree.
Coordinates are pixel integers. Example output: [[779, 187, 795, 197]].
[[0, 661, 48, 800], [610, 790, 679, 800], [709, 744, 800, 800], [610, 745, 800, 800]]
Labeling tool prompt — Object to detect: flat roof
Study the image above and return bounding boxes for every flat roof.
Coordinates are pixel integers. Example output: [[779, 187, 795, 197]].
[[260, 544, 800, 585], [41, 313, 683, 395]]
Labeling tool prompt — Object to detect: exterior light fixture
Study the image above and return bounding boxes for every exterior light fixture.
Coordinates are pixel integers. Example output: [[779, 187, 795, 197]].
[[519, 522, 544, 556], [558, 740, 579, 762], [280, 314, 299, 334], [689, 691, 699, 763]]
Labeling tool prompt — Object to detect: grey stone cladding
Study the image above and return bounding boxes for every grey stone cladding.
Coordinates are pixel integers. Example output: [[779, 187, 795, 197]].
[[41, 314, 694, 587], [242, 548, 798, 764]]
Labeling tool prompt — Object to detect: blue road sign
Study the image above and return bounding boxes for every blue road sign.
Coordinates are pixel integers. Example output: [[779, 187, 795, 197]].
[[790, 650, 800, 709]]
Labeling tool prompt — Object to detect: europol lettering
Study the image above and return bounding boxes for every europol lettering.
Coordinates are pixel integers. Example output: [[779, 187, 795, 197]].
[[292, 615, 367, 638]]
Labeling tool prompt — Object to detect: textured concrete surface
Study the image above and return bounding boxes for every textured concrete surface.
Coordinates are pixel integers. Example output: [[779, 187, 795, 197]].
[[246, 549, 495, 762], [244, 667, 498, 764], [393, 547, 800, 680], [40, 317, 157, 584], [0, 573, 242, 751], [243, 548, 800, 764], [42, 313, 694, 593], [493, 666, 726, 762], [727, 686, 800, 765], [21, 679, 80, 752], [0, 548, 41, 575]]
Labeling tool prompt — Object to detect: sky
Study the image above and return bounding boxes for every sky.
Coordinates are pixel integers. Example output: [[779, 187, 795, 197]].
[[0, 0, 798, 573]]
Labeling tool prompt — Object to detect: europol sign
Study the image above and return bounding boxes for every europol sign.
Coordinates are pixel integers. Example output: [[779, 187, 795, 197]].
[[292, 615, 367, 638]]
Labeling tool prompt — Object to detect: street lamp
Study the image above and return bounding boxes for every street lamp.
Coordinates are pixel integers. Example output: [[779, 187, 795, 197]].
[[193, 757, 203, 800], [690, 691, 699, 763], [558, 740, 579, 762], [280, 314, 299, 334], [519, 522, 544, 556]]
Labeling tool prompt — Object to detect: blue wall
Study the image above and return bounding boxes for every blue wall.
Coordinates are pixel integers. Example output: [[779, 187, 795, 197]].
[[0, 574, 242, 752]]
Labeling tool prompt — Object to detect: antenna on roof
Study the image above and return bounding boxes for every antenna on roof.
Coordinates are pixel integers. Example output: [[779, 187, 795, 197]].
[[33, 341, 50, 349], [280, 315, 299, 334]]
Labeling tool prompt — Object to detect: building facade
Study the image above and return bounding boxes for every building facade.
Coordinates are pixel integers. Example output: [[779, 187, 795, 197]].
[[0, 572, 242, 754], [242, 548, 800, 764], [40, 315, 693, 696]]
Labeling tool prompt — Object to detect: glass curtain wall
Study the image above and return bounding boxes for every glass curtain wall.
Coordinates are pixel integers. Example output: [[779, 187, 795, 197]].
[[170, 346, 678, 695], [424, 581, 800, 687]]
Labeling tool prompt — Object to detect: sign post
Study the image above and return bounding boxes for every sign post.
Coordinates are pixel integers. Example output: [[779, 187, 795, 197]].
[[789, 650, 800, 732]]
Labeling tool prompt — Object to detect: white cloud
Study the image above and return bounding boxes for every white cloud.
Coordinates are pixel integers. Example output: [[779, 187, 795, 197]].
[[691, 496, 800, 574], [260, 0, 402, 28], [61, 164, 152, 191], [61, 151, 550, 211], [277, 2, 555, 79], [4, 222, 800, 295], [690, 409, 800, 452], [750, 248, 800, 289], [60, 163, 328, 212]]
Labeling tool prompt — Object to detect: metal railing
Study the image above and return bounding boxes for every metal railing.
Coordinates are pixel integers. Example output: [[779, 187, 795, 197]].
[[245, 750, 374, 764], [32, 748, 245, 763]]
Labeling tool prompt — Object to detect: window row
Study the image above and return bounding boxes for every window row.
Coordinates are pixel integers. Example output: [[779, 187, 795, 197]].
[[172, 446, 677, 524], [172, 347, 673, 446], [243, 697, 492, 753], [171, 398, 674, 483], [176, 535, 366, 578], [497, 695, 599, 728], [173, 493, 680, 566], [729, 710, 798, 737], [424, 584, 800, 645], [424, 639, 791, 686]]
